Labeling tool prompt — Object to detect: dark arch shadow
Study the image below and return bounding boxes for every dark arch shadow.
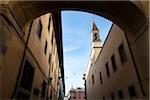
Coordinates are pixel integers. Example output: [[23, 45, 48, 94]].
[[8, 1, 148, 34]]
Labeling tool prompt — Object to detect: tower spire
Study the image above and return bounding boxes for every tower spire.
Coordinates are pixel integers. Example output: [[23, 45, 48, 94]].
[[92, 19, 101, 42], [91, 18, 102, 62], [92, 19, 99, 32]]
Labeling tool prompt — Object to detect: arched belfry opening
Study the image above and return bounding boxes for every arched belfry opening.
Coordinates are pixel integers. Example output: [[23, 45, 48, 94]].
[[0, 1, 149, 99]]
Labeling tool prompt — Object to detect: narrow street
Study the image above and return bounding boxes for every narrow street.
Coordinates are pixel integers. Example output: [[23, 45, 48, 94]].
[[1, 1, 149, 100]]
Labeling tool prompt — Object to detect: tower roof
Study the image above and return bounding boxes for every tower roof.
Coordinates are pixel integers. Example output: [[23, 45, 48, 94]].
[[92, 20, 99, 31]]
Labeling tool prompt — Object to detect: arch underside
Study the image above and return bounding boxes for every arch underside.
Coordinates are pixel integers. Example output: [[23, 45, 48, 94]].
[[8, 1, 147, 34]]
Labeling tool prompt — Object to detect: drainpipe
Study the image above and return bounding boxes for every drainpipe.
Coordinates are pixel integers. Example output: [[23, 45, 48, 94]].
[[11, 21, 33, 98], [124, 32, 145, 96]]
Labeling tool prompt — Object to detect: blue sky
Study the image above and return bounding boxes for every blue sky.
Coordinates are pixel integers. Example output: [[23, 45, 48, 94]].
[[61, 11, 112, 95]]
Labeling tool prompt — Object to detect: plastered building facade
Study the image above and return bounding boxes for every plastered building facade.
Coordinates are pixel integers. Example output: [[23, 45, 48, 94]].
[[67, 87, 86, 100], [85, 23, 146, 99], [1, 12, 65, 100]]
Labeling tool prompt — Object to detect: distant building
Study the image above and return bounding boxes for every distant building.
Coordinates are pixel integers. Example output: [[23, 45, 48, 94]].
[[67, 87, 86, 100], [1, 12, 65, 99], [63, 96, 69, 100], [85, 21, 144, 99]]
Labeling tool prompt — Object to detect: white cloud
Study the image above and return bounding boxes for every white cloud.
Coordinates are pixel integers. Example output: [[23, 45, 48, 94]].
[[64, 45, 81, 53]]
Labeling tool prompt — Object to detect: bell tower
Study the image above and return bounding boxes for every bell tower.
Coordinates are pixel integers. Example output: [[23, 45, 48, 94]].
[[91, 19, 102, 61], [92, 20, 102, 48]]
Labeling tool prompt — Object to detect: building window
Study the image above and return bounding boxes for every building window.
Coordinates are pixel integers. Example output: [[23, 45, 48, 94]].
[[118, 89, 124, 99], [92, 74, 94, 85], [50, 90, 52, 99], [37, 19, 42, 39], [41, 80, 46, 98], [44, 40, 47, 55], [51, 62, 53, 72], [49, 54, 51, 64], [48, 16, 51, 32], [111, 55, 117, 72], [99, 72, 102, 84], [51, 32, 54, 45], [111, 93, 115, 100], [118, 43, 127, 64], [20, 59, 34, 91], [53, 46, 55, 55], [17, 59, 34, 99], [128, 85, 136, 97], [103, 96, 105, 100], [105, 62, 110, 77]]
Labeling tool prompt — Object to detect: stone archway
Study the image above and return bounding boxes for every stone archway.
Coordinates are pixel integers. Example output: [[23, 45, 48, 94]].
[[8, 1, 148, 34], [1, 1, 149, 98]]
